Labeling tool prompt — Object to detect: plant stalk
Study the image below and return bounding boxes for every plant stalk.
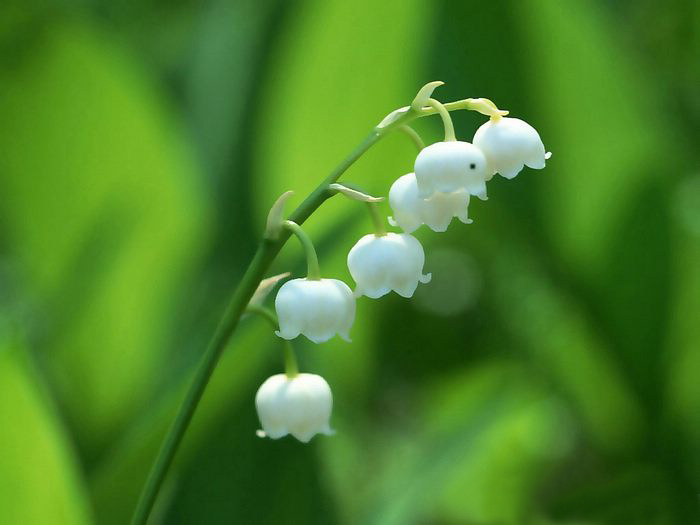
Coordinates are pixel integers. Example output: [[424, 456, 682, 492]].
[[428, 98, 456, 141], [246, 304, 299, 377], [130, 119, 402, 525], [283, 220, 321, 280], [367, 201, 387, 236], [399, 124, 425, 151], [131, 95, 481, 524]]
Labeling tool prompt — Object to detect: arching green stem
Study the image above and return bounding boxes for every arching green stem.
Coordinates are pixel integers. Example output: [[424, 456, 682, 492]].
[[283, 220, 321, 280], [131, 124, 393, 525], [428, 98, 456, 141], [367, 201, 387, 236], [283, 341, 299, 377], [246, 304, 278, 328], [399, 125, 425, 151], [131, 87, 490, 525], [246, 305, 299, 377]]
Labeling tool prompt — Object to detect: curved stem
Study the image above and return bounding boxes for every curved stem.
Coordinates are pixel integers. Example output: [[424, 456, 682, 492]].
[[367, 201, 387, 236], [129, 240, 276, 525], [399, 125, 425, 151], [245, 304, 278, 328], [418, 97, 501, 117], [428, 98, 456, 141], [246, 305, 299, 377], [131, 97, 479, 525], [283, 220, 321, 280], [129, 127, 388, 525], [283, 341, 299, 377]]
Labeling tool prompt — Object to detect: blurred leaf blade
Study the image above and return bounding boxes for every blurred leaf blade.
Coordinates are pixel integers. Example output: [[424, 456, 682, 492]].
[[0, 341, 92, 524], [89, 321, 272, 525], [0, 21, 211, 453], [666, 176, 700, 483], [468, 207, 645, 454], [358, 363, 565, 525], [515, 0, 665, 275]]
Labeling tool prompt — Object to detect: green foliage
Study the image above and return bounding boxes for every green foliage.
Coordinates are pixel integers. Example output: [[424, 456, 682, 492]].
[[0, 22, 210, 457], [0, 0, 698, 524], [0, 340, 91, 524]]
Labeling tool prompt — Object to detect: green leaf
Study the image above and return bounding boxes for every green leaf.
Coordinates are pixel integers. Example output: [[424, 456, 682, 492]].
[[0, 341, 92, 524], [549, 464, 677, 525], [185, 0, 276, 181], [474, 218, 644, 454], [89, 322, 272, 525], [515, 0, 667, 276], [0, 21, 210, 451], [666, 176, 700, 479], [252, 0, 432, 235], [356, 363, 563, 525]]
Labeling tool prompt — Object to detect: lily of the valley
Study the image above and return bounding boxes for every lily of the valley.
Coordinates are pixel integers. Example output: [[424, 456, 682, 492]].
[[473, 116, 551, 180], [347, 232, 431, 299], [388, 172, 471, 233], [275, 278, 355, 343], [255, 373, 333, 443], [414, 141, 489, 200]]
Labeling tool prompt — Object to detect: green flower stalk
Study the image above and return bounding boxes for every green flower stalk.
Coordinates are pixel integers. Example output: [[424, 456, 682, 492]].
[[130, 81, 547, 525]]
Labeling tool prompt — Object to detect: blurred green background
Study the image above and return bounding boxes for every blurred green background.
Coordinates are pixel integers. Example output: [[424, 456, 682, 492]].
[[1, 0, 699, 523]]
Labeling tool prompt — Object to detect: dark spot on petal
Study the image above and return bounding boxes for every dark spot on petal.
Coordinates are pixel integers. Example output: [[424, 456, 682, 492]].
[[469, 163, 476, 169]]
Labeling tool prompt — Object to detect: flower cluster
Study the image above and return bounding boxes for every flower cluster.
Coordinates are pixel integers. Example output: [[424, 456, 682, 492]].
[[254, 85, 550, 442]]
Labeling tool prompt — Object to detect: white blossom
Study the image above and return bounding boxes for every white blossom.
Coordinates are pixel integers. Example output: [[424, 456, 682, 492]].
[[255, 373, 333, 443], [347, 232, 431, 299], [414, 141, 489, 200], [275, 278, 355, 343], [388, 172, 471, 233], [473, 117, 551, 180]]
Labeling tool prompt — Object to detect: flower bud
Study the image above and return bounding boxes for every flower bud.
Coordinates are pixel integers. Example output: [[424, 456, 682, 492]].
[[255, 373, 333, 443], [347, 232, 431, 299], [473, 117, 551, 180], [388, 173, 471, 233], [275, 278, 355, 343], [414, 141, 488, 200]]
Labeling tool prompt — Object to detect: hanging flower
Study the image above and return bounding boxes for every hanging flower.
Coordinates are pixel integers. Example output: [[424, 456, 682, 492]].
[[255, 373, 334, 443], [473, 117, 551, 180], [275, 278, 355, 343], [347, 232, 431, 299], [413, 141, 489, 200], [388, 172, 471, 233]]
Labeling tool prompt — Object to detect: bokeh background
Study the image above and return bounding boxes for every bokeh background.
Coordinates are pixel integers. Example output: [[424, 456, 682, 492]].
[[1, 0, 699, 523]]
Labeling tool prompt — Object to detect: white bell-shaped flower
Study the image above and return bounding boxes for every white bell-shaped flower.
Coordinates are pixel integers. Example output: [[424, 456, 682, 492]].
[[347, 232, 431, 299], [388, 173, 471, 233], [275, 278, 355, 343], [255, 373, 333, 443], [414, 141, 488, 200], [473, 117, 551, 180]]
